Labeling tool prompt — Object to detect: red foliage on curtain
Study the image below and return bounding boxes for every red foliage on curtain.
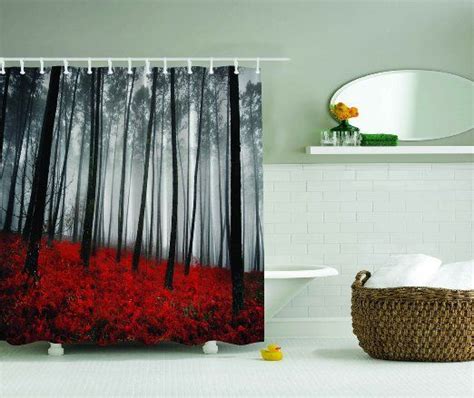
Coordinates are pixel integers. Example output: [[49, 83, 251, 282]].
[[0, 233, 264, 345]]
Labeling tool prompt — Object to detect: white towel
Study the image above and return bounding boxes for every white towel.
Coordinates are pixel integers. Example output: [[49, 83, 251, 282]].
[[364, 254, 442, 288], [427, 260, 474, 290]]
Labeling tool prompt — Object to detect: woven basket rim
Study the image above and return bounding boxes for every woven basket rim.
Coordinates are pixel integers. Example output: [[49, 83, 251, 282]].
[[352, 270, 474, 299]]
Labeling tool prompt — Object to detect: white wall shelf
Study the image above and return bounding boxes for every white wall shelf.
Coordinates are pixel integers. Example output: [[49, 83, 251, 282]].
[[305, 146, 474, 155]]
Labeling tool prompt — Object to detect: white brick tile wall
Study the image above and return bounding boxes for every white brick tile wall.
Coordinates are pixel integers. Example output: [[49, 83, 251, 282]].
[[263, 163, 474, 319]]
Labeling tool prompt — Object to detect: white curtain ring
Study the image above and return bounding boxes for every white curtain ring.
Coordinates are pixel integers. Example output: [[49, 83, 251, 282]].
[[163, 58, 168, 75], [145, 59, 151, 75], [127, 58, 133, 75], [209, 58, 214, 75], [63, 59, 70, 75], [187, 59, 192, 74], [0, 59, 5, 75], [39, 58, 45, 74], [256, 58, 261, 75], [107, 59, 113, 75], [233, 59, 239, 75], [87, 58, 92, 75], [20, 59, 25, 75]]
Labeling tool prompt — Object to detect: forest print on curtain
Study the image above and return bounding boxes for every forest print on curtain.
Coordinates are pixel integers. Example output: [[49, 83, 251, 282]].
[[0, 65, 263, 345]]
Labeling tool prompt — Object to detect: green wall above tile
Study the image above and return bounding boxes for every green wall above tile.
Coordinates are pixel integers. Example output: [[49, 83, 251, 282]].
[[1, 0, 472, 163]]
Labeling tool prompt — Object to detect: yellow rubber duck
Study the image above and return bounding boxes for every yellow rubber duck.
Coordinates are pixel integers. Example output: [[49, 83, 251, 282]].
[[260, 344, 283, 361]]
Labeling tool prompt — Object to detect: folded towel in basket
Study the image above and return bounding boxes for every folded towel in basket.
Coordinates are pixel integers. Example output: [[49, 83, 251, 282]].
[[364, 254, 442, 288], [427, 260, 474, 290]]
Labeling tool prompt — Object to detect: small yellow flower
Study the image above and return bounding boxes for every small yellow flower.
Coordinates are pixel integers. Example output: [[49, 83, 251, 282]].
[[331, 102, 359, 121], [349, 107, 359, 117]]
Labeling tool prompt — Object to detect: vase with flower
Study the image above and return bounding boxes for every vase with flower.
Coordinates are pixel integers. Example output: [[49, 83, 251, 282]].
[[329, 102, 360, 146]]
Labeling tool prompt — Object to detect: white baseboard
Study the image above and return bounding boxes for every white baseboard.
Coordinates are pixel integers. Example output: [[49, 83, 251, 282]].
[[265, 317, 353, 339]]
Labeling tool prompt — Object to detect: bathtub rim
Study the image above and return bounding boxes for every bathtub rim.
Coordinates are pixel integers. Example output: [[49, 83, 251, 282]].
[[264, 266, 338, 279]]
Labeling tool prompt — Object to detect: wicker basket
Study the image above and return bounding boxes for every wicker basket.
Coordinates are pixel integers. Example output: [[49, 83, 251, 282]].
[[351, 270, 474, 362]]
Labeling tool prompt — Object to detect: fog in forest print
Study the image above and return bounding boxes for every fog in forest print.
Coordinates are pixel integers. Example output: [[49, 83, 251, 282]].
[[0, 66, 264, 345]]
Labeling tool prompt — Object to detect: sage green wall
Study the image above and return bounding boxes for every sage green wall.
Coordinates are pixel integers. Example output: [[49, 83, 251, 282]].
[[1, 0, 472, 163]]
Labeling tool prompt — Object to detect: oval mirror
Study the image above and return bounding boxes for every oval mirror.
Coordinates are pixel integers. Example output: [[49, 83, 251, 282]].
[[330, 70, 474, 141]]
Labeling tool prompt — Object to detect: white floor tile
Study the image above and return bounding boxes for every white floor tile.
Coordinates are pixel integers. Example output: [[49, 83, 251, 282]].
[[1, 338, 472, 398]]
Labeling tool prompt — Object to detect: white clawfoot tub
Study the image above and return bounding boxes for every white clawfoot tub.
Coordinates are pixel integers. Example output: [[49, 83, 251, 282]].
[[264, 266, 338, 320]]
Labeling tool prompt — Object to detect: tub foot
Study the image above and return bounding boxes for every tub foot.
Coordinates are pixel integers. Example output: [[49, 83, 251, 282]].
[[202, 340, 218, 354], [48, 343, 64, 356]]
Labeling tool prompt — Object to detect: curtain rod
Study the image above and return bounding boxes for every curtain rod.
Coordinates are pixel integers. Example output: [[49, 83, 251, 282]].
[[0, 57, 290, 62], [0, 57, 290, 75]]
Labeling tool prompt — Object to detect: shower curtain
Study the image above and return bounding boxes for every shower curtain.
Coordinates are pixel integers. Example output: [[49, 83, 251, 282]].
[[0, 66, 264, 345]]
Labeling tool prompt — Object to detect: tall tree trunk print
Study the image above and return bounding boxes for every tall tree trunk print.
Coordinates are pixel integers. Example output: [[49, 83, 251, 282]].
[[58, 162, 66, 237], [147, 107, 157, 258], [19, 94, 35, 232], [224, 89, 231, 264], [185, 69, 206, 275], [80, 68, 101, 266], [116, 69, 135, 262], [0, 68, 11, 164], [46, 75, 65, 242], [72, 108, 88, 242], [3, 74, 30, 232], [24, 66, 61, 277], [123, 123, 137, 247], [49, 70, 80, 243], [165, 68, 178, 289], [214, 76, 225, 267], [250, 105, 261, 271], [155, 85, 165, 263], [228, 66, 244, 315], [17, 73, 38, 232], [132, 68, 157, 271], [92, 74, 105, 255], [184, 74, 191, 265], [107, 126, 119, 247]]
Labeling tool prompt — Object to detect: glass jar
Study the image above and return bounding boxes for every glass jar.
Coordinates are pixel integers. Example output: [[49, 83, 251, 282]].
[[321, 130, 337, 146]]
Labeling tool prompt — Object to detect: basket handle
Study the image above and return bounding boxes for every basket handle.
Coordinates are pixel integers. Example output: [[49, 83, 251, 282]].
[[352, 270, 371, 288]]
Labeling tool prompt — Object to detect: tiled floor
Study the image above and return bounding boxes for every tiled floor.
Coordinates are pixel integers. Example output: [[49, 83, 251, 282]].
[[1, 338, 472, 397]]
